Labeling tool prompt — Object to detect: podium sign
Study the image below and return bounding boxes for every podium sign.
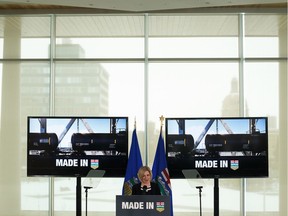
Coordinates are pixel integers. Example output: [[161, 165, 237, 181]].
[[116, 195, 171, 216]]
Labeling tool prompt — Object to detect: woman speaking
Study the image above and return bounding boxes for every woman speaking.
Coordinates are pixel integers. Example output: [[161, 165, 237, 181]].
[[132, 166, 161, 195]]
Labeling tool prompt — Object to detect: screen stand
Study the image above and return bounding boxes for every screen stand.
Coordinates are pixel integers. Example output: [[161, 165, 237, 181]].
[[214, 178, 219, 216], [76, 177, 82, 216]]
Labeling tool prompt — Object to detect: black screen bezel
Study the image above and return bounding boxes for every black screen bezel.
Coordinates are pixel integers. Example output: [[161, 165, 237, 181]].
[[27, 116, 129, 177], [165, 117, 269, 179]]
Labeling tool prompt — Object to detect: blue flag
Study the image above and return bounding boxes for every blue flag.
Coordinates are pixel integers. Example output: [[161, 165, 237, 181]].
[[152, 129, 173, 216], [122, 129, 143, 195]]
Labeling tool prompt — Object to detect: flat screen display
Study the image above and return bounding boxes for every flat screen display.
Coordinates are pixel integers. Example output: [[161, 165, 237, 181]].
[[27, 116, 128, 177], [165, 117, 268, 179]]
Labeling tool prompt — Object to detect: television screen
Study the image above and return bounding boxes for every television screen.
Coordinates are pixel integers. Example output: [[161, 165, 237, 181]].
[[27, 116, 128, 177], [165, 117, 268, 179]]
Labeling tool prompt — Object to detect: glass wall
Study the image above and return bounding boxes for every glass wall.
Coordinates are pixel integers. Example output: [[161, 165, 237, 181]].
[[244, 14, 287, 216], [0, 13, 286, 216]]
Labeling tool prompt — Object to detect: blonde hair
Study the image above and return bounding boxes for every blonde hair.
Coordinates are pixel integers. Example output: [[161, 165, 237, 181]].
[[137, 166, 153, 180]]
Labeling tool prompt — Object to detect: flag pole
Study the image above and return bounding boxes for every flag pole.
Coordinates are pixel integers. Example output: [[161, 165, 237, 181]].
[[153, 115, 174, 216], [122, 118, 143, 195], [159, 115, 164, 131]]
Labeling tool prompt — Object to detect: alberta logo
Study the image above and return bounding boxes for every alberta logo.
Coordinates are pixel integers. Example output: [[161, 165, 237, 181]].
[[156, 201, 165, 212], [230, 160, 239, 170], [90, 159, 99, 169]]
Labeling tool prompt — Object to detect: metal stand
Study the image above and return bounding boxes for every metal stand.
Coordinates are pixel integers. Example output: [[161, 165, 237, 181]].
[[76, 177, 82, 216], [84, 186, 93, 216], [75, 170, 105, 216], [196, 186, 203, 216], [214, 178, 219, 216]]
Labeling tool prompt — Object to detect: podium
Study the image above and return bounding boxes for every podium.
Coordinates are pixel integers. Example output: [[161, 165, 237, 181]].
[[116, 195, 171, 216]]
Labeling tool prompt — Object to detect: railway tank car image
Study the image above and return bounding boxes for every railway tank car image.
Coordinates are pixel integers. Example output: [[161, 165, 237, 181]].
[[28, 133, 59, 155], [71, 132, 127, 153], [205, 133, 267, 156]]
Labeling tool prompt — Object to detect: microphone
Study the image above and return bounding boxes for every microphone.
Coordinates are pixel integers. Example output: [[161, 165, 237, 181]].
[[142, 186, 147, 195]]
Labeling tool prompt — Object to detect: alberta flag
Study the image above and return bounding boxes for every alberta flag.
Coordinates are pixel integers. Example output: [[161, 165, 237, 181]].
[[152, 127, 174, 216], [122, 129, 143, 195]]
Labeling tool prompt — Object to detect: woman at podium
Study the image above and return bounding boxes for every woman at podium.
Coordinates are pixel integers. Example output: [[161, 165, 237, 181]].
[[132, 166, 161, 195]]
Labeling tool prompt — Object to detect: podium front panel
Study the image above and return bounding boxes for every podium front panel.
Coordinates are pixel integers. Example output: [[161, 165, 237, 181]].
[[116, 195, 170, 216]]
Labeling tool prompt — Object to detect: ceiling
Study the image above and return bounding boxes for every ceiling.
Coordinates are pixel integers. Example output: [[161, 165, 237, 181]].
[[0, 0, 286, 13], [0, 0, 285, 38]]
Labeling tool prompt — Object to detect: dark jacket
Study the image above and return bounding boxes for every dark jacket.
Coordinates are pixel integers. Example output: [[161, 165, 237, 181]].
[[132, 182, 161, 195]]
